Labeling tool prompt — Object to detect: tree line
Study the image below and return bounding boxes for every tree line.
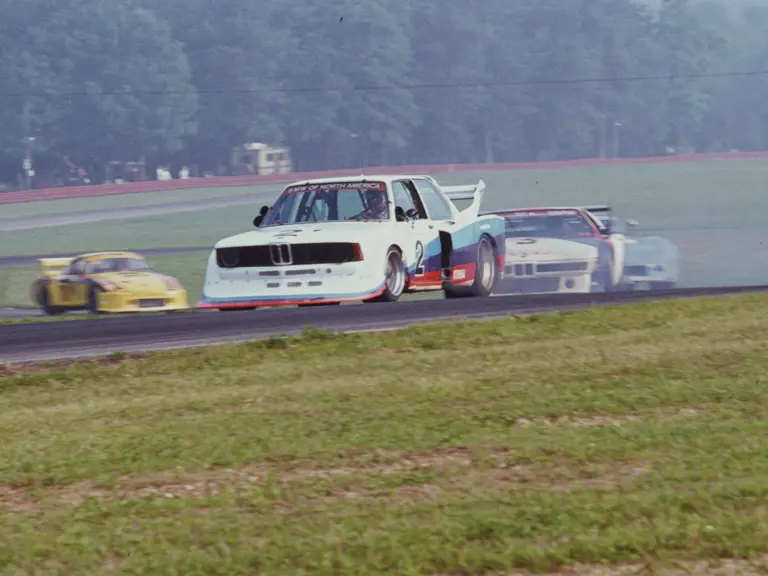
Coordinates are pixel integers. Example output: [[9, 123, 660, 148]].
[[1, 0, 766, 184]]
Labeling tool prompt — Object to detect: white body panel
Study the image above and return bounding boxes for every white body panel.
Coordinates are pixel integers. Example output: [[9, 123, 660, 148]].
[[501, 237, 599, 294], [201, 221, 427, 304]]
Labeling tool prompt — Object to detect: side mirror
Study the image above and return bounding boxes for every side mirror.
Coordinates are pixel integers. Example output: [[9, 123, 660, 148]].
[[405, 208, 419, 220], [394, 206, 406, 222], [253, 205, 269, 227]]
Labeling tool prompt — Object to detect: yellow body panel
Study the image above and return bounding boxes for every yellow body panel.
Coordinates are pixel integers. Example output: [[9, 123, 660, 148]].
[[32, 251, 190, 314]]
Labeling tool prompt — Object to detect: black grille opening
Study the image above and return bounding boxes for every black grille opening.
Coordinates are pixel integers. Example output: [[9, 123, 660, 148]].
[[217, 243, 361, 268], [217, 246, 271, 268], [625, 265, 649, 275], [536, 261, 588, 273]]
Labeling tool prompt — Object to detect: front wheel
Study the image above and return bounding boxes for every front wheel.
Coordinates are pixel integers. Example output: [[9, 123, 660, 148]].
[[88, 286, 104, 315], [367, 246, 406, 303]]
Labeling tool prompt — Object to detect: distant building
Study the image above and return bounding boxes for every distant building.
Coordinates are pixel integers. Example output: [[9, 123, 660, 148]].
[[230, 142, 293, 175]]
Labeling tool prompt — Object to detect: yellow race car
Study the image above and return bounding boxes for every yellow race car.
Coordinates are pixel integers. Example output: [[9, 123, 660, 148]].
[[30, 251, 190, 315]]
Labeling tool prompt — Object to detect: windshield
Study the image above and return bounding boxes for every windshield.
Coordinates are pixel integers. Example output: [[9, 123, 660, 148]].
[[94, 257, 153, 272], [502, 211, 597, 239], [261, 181, 390, 226]]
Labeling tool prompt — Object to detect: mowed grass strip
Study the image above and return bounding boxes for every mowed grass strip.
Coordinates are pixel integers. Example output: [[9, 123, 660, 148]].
[[1, 295, 768, 574]]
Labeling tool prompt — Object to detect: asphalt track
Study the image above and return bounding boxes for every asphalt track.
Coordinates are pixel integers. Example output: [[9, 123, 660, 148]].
[[0, 190, 276, 231], [2, 285, 767, 363]]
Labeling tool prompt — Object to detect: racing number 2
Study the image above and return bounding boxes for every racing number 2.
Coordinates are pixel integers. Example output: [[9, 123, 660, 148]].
[[414, 241, 425, 276]]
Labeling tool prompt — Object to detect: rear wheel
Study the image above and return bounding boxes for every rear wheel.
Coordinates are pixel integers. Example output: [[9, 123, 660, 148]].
[[37, 283, 65, 316], [367, 246, 405, 303], [443, 235, 498, 298]]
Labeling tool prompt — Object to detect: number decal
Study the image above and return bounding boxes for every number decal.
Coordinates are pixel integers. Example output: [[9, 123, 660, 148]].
[[414, 241, 425, 276]]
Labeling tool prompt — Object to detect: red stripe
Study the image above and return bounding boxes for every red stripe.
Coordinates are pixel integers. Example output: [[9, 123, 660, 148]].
[[3, 151, 767, 205]]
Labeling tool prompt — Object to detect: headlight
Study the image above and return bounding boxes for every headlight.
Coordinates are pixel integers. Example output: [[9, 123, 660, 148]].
[[164, 276, 183, 290]]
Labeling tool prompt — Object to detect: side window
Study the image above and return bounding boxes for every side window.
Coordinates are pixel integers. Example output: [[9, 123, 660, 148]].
[[391, 181, 415, 215], [68, 259, 86, 275], [412, 179, 455, 221]]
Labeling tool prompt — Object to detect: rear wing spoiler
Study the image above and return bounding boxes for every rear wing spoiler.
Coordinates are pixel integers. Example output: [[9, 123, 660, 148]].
[[442, 179, 486, 216], [583, 204, 612, 214], [38, 257, 73, 276]]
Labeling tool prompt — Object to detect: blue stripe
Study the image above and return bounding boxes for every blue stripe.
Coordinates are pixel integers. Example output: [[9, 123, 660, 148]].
[[402, 217, 505, 279]]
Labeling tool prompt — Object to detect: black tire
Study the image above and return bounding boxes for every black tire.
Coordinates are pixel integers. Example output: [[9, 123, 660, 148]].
[[367, 246, 406, 303], [87, 285, 103, 315], [443, 235, 498, 298], [590, 251, 615, 293], [37, 284, 65, 316]]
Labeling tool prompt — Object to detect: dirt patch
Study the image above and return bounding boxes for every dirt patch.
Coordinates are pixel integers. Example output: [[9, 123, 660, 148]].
[[541, 556, 768, 575], [0, 353, 149, 377], [516, 408, 703, 429], [0, 447, 648, 512], [433, 556, 768, 575]]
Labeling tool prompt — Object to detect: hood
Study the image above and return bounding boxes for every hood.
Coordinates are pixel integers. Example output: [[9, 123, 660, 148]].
[[215, 221, 391, 248], [94, 271, 170, 292], [505, 237, 598, 262]]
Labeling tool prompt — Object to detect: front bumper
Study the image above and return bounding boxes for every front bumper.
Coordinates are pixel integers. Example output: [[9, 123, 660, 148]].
[[499, 258, 596, 294], [97, 289, 189, 313], [196, 262, 385, 308]]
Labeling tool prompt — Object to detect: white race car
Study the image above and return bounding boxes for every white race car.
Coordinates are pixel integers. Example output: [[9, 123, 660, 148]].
[[196, 175, 506, 309], [483, 205, 635, 294]]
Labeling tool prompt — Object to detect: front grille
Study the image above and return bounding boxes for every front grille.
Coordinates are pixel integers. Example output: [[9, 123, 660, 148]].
[[501, 277, 561, 294], [625, 265, 649, 275], [138, 298, 165, 308], [506, 263, 535, 276], [536, 261, 589, 273], [506, 261, 588, 276], [217, 243, 360, 268]]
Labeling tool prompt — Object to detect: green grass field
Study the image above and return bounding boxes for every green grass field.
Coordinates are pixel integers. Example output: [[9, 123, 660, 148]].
[[2, 158, 768, 287], [0, 183, 279, 220], [2, 295, 768, 573]]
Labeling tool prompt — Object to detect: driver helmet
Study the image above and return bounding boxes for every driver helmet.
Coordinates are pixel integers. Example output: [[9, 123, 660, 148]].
[[365, 189, 387, 215]]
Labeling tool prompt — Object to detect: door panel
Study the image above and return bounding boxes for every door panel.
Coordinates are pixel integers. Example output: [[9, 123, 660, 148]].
[[404, 220, 440, 289]]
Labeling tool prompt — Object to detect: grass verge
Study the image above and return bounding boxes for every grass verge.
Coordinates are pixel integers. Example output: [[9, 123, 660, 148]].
[[1, 294, 768, 573], [0, 183, 278, 220]]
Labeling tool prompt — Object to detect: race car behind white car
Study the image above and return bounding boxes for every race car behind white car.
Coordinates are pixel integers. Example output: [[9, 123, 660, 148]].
[[482, 205, 678, 294], [600, 215, 679, 290], [196, 174, 506, 309]]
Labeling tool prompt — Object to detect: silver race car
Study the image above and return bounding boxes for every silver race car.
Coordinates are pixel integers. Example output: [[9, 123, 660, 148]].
[[482, 205, 679, 294]]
